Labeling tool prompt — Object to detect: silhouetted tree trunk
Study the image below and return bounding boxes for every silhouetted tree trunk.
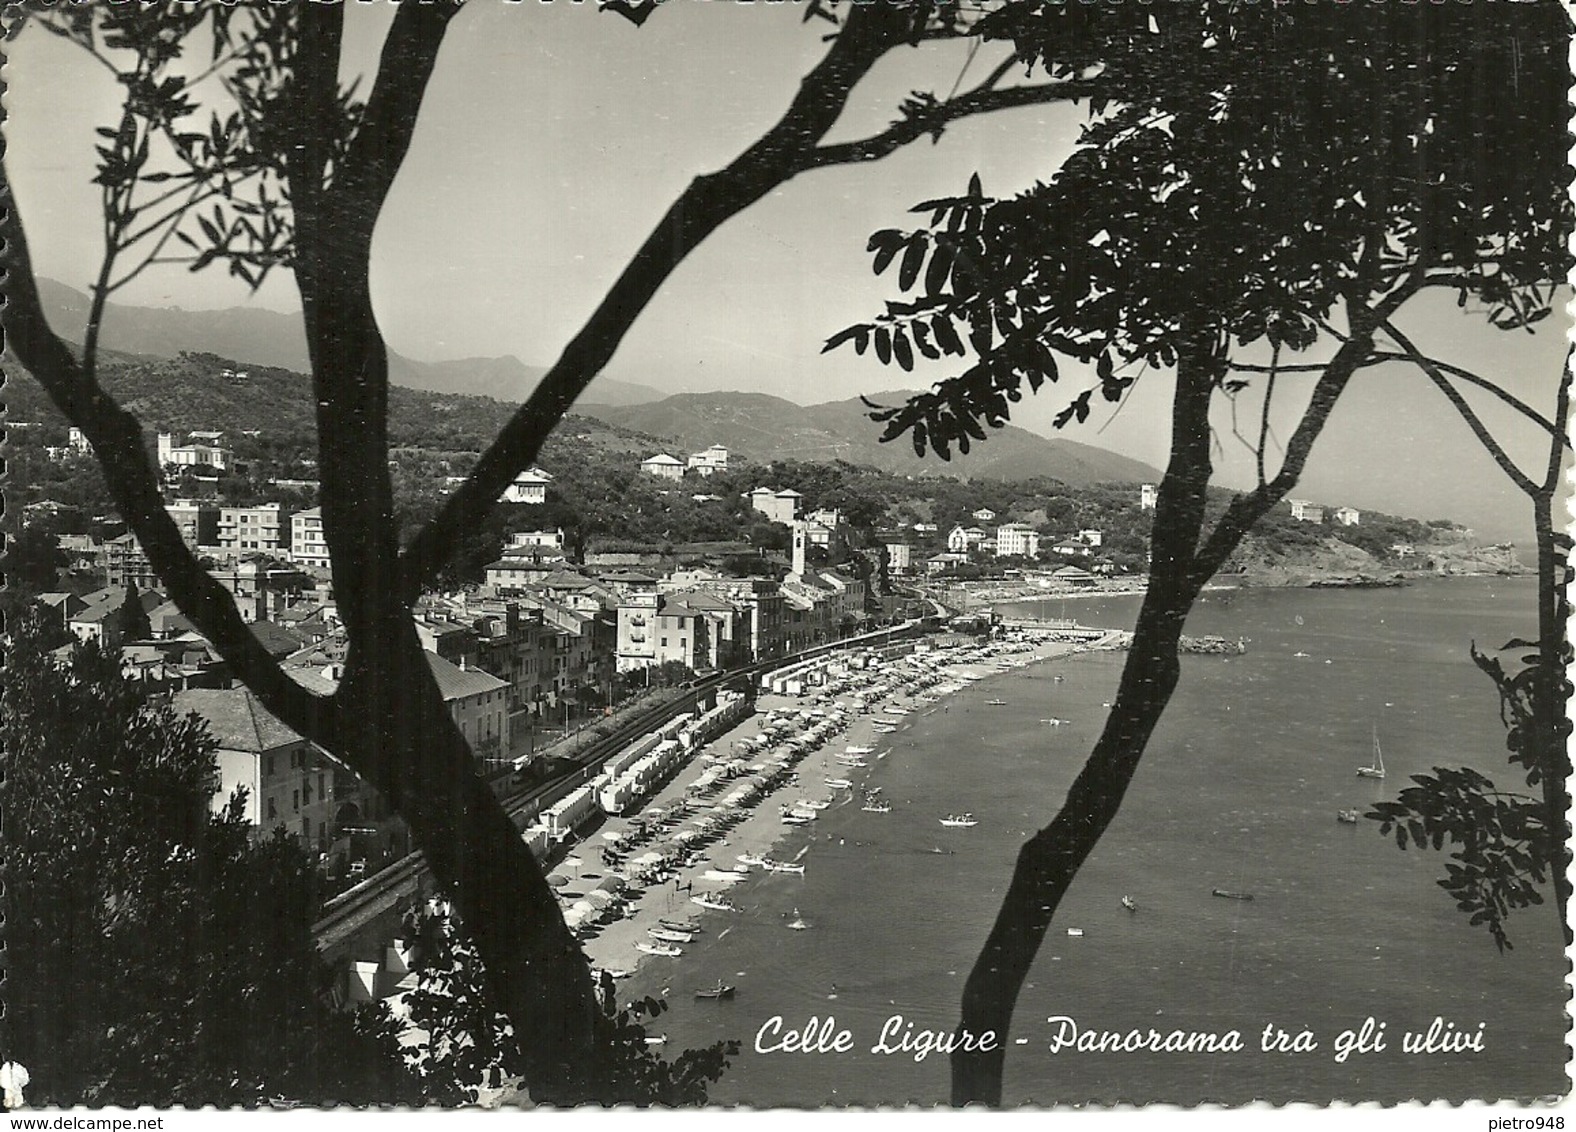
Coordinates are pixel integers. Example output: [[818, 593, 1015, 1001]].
[[9, 1, 1114, 1100], [952, 316, 1389, 1104]]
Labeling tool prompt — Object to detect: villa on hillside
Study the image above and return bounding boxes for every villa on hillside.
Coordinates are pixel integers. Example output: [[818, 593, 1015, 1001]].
[[500, 467, 553, 504], [747, 487, 801, 525], [640, 453, 685, 480], [686, 445, 729, 476]]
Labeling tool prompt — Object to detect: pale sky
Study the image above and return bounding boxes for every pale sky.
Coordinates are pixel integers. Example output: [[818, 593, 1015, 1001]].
[[6, 1, 1568, 541]]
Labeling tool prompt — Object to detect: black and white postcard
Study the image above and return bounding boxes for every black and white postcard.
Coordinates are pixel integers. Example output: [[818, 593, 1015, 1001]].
[[3, 0, 1570, 1115]]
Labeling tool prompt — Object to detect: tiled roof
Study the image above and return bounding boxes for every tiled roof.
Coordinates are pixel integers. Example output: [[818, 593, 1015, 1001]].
[[425, 652, 508, 701], [71, 596, 123, 625], [173, 687, 304, 753], [250, 620, 307, 658]]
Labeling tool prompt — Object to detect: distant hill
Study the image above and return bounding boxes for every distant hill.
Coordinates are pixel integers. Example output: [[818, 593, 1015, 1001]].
[[589, 391, 1163, 486], [2, 348, 658, 462], [31, 278, 664, 408]]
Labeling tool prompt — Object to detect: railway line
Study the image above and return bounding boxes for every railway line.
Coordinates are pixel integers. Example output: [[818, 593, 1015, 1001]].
[[311, 621, 926, 955]]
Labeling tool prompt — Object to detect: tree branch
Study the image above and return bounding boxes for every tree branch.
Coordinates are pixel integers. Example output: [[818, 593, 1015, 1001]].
[[1256, 345, 1278, 488], [1186, 323, 1384, 588], [395, 1, 923, 603], [336, 1, 464, 207], [1381, 320, 1541, 497], [0, 161, 335, 749], [1364, 350, 1567, 440], [806, 75, 1108, 169]]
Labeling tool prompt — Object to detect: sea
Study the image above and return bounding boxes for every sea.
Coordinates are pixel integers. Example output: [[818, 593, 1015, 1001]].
[[620, 578, 1568, 1106]]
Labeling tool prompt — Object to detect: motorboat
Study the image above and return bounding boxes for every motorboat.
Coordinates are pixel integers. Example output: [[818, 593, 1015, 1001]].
[[695, 980, 736, 1001], [1336, 809, 1360, 824], [636, 941, 683, 957], [1211, 888, 1255, 901], [939, 813, 978, 828], [861, 801, 892, 813], [986, 698, 1009, 707], [691, 895, 739, 912], [1066, 928, 1084, 937], [1121, 895, 1137, 912]]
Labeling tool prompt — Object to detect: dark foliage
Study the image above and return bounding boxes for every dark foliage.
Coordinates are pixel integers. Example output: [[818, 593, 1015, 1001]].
[[1, 612, 420, 1106]]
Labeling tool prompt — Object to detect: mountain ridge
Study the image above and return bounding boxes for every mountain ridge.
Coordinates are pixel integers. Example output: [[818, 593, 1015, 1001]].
[[589, 391, 1163, 485], [31, 278, 665, 408]]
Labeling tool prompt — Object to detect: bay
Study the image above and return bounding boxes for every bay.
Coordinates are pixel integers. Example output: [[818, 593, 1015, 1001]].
[[620, 578, 1565, 1105]]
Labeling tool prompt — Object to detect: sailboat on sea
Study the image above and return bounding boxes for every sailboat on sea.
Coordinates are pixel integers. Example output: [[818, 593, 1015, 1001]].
[[1357, 725, 1386, 779]]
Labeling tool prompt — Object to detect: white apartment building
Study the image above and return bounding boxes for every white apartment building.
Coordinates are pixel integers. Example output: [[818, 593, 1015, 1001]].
[[995, 522, 1040, 559], [219, 503, 291, 554], [291, 507, 331, 569]]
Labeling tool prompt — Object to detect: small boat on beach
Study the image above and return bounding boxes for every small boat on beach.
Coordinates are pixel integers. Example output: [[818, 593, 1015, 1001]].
[[637, 941, 683, 957], [1211, 888, 1255, 901], [695, 980, 736, 1001], [658, 919, 698, 934], [825, 777, 853, 789], [765, 860, 806, 875], [737, 853, 767, 867], [939, 813, 979, 828], [648, 928, 695, 943], [845, 745, 875, 755], [691, 895, 739, 912]]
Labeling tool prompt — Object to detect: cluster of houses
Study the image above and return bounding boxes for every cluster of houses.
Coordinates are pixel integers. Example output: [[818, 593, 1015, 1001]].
[[1141, 482, 1360, 527], [639, 444, 731, 480], [32, 490, 876, 865]]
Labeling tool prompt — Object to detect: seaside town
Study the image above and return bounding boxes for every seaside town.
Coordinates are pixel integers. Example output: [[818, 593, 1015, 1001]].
[[5, 0, 1567, 1109], [9, 408, 1513, 1010], [6, 364, 1541, 1097]]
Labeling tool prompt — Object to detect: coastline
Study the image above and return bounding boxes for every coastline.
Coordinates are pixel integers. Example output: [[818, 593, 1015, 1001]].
[[556, 634, 1087, 993]]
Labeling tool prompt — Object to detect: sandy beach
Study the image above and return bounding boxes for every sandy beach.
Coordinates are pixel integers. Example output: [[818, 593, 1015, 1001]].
[[546, 633, 1087, 994]]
